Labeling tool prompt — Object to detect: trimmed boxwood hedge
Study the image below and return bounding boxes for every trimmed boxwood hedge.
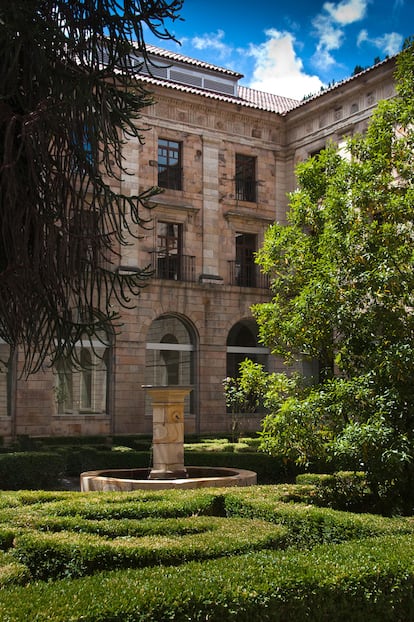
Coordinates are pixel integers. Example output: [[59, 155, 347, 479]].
[[13, 517, 287, 579], [222, 486, 412, 547], [0, 444, 297, 487], [185, 450, 296, 483], [0, 486, 414, 619], [1, 534, 414, 620], [59, 447, 291, 483], [0, 452, 65, 490]]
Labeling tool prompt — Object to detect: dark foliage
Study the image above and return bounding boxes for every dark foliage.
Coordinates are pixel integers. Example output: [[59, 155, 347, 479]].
[[0, 0, 183, 373]]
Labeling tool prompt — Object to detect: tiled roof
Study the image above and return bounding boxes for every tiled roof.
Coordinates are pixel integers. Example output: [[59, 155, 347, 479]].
[[136, 73, 299, 114], [145, 44, 243, 78], [238, 85, 299, 113], [289, 54, 396, 110]]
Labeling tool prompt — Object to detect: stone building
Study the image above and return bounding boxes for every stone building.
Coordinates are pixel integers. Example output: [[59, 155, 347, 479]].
[[0, 46, 397, 440]]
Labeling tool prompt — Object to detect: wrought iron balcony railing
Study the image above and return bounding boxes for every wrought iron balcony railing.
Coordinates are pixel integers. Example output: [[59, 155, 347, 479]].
[[150, 251, 196, 283], [235, 178, 256, 202], [228, 261, 269, 289]]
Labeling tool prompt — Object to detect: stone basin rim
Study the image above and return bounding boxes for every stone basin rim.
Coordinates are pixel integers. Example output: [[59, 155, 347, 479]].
[[80, 466, 257, 491]]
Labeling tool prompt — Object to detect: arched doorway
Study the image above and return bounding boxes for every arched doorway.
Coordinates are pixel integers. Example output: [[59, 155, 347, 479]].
[[145, 315, 196, 416]]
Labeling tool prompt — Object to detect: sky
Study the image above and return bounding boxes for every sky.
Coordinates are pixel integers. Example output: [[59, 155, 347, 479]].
[[144, 0, 414, 101]]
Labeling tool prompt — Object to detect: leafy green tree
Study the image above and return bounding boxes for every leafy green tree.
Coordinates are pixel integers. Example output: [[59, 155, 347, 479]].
[[253, 40, 414, 513], [0, 0, 182, 373], [223, 359, 269, 441]]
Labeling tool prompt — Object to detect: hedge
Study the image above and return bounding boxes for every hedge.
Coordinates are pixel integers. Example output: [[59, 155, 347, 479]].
[[185, 450, 296, 483], [0, 487, 414, 619], [12, 517, 287, 580], [1, 534, 414, 620], [295, 471, 374, 512], [222, 486, 412, 547], [0, 452, 65, 490], [0, 445, 297, 487]]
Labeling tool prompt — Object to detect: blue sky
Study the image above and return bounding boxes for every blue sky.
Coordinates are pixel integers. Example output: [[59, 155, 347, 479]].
[[144, 0, 413, 100]]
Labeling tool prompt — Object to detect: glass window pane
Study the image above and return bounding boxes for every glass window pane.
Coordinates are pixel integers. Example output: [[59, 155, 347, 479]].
[[158, 139, 182, 190]]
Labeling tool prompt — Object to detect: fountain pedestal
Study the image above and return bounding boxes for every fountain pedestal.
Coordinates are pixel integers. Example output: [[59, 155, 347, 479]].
[[80, 384, 257, 491], [145, 386, 191, 480]]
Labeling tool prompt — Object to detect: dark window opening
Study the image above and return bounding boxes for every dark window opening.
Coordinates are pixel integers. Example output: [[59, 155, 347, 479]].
[[158, 139, 182, 190], [235, 154, 256, 202], [157, 221, 182, 280], [235, 233, 257, 287]]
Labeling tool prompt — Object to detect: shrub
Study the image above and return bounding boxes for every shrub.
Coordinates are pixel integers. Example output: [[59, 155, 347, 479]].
[[0, 555, 31, 589], [222, 486, 410, 548], [1, 535, 414, 620], [0, 452, 65, 490], [0, 486, 413, 619], [186, 451, 297, 484], [296, 471, 373, 512], [60, 448, 152, 476], [12, 517, 287, 580]]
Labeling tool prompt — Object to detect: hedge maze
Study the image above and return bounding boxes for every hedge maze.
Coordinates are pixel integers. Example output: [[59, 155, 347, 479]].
[[0, 485, 413, 620]]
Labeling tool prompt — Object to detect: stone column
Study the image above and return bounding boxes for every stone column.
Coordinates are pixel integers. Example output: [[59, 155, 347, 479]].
[[144, 386, 192, 479]]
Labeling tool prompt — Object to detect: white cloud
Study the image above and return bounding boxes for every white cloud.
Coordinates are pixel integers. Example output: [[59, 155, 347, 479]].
[[312, 46, 337, 72], [357, 30, 403, 55], [313, 14, 344, 51], [311, 13, 343, 70], [188, 30, 232, 60], [311, 0, 368, 71], [323, 0, 368, 25], [247, 29, 325, 100]]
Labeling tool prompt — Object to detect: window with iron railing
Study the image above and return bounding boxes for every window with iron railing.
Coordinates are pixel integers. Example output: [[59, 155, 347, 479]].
[[228, 232, 269, 289], [150, 251, 196, 282], [235, 154, 256, 202], [228, 261, 269, 288], [151, 222, 195, 282], [158, 139, 182, 190]]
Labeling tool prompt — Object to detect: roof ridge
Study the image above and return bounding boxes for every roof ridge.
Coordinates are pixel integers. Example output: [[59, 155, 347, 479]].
[[291, 54, 397, 108]]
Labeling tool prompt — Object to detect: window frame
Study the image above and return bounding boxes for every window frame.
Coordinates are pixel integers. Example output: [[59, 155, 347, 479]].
[[145, 315, 196, 416], [55, 337, 110, 416], [235, 232, 257, 287], [235, 153, 256, 202], [158, 138, 182, 191], [156, 221, 183, 280]]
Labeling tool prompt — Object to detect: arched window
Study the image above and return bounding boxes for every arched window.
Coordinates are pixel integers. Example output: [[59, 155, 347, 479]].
[[226, 319, 269, 379], [55, 330, 110, 415], [146, 315, 196, 415]]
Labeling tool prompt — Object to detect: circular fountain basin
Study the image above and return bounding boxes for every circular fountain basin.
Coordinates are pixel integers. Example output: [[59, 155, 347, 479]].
[[80, 466, 257, 491]]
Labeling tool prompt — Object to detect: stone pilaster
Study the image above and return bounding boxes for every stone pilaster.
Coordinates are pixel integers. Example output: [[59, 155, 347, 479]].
[[201, 137, 221, 278]]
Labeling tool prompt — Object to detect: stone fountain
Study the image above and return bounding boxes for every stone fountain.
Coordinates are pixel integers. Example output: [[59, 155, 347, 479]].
[[80, 386, 257, 491]]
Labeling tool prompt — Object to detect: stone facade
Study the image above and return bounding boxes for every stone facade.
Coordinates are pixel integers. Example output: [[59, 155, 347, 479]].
[[0, 49, 397, 441]]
